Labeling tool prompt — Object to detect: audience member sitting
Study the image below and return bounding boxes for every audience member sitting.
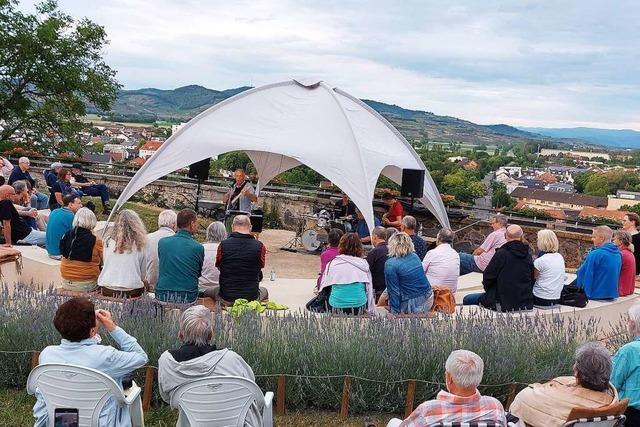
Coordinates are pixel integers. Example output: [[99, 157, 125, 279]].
[[317, 228, 344, 290], [32, 297, 148, 427], [199, 221, 227, 292], [385, 232, 433, 315], [400, 215, 427, 260], [158, 305, 260, 426], [11, 180, 47, 231], [381, 192, 403, 230], [354, 208, 381, 244], [318, 232, 375, 315], [60, 208, 103, 292], [366, 226, 390, 300], [206, 215, 266, 305], [613, 230, 636, 297], [0, 185, 46, 246], [459, 214, 507, 275], [146, 209, 177, 287], [46, 194, 82, 259], [533, 229, 566, 306], [611, 304, 640, 426], [8, 156, 48, 209], [387, 350, 506, 426], [510, 342, 619, 427], [71, 163, 111, 214], [421, 228, 460, 292], [43, 162, 62, 189], [98, 209, 152, 298], [463, 225, 534, 311], [621, 212, 640, 276], [0, 155, 13, 180], [49, 167, 79, 210], [573, 225, 621, 300], [156, 209, 204, 303]]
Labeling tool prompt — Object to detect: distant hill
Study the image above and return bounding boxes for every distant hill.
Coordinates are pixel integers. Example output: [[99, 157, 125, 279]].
[[520, 127, 640, 149], [93, 84, 574, 147]]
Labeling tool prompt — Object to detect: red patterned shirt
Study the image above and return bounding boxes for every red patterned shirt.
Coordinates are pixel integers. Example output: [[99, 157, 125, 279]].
[[400, 390, 506, 426]]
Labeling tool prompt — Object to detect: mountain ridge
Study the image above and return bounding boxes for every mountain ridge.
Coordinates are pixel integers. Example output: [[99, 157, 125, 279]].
[[519, 127, 640, 149]]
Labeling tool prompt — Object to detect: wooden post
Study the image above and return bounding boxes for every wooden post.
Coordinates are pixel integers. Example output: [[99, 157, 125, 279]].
[[142, 367, 155, 412], [404, 380, 417, 418], [31, 351, 40, 369], [505, 383, 517, 410], [340, 375, 352, 419], [276, 375, 286, 416]]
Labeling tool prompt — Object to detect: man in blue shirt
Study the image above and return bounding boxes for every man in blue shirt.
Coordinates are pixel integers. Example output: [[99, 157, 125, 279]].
[[611, 304, 640, 426], [45, 194, 83, 259], [401, 215, 428, 260], [8, 157, 48, 209], [574, 225, 622, 299], [354, 208, 381, 245]]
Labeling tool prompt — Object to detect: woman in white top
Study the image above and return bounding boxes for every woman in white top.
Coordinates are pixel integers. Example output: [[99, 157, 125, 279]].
[[199, 221, 227, 292], [98, 209, 153, 297], [533, 229, 565, 306]]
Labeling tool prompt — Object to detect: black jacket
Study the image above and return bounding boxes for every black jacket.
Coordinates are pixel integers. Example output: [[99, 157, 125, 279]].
[[216, 232, 265, 302], [479, 240, 534, 311], [366, 242, 388, 293]]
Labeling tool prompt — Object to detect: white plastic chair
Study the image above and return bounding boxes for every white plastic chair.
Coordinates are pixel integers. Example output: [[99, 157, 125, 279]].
[[562, 415, 626, 426], [26, 363, 144, 427], [169, 375, 273, 427]]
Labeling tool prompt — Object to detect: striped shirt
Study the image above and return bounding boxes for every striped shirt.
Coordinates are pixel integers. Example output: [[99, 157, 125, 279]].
[[400, 390, 506, 426]]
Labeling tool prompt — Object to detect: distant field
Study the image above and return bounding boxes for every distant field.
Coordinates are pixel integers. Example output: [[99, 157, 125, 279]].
[[82, 114, 171, 128]]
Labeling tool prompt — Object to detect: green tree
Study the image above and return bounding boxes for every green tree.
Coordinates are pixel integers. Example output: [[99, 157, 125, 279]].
[[584, 174, 609, 196], [621, 204, 640, 216], [491, 182, 515, 209], [574, 172, 594, 193], [0, 0, 120, 153]]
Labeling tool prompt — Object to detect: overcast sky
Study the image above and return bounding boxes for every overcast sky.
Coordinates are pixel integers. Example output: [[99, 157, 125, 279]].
[[23, 1, 640, 130]]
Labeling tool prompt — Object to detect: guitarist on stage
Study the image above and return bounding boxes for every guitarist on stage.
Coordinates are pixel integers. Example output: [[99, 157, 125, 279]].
[[223, 169, 257, 213]]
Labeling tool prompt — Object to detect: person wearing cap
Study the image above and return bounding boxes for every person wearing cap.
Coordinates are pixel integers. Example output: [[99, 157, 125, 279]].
[[44, 162, 63, 189], [71, 163, 111, 214]]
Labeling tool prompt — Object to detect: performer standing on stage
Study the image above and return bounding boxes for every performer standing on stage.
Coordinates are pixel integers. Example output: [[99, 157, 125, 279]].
[[223, 169, 257, 213]]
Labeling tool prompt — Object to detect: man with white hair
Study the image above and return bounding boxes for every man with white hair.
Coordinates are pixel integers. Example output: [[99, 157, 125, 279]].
[[401, 215, 428, 260], [158, 305, 260, 426], [8, 156, 48, 209], [459, 214, 508, 275], [422, 228, 460, 292], [44, 161, 63, 189], [572, 225, 621, 300], [611, 304, 640, 425], [146, 209, 178, 287], [387, 350, 506, 426]]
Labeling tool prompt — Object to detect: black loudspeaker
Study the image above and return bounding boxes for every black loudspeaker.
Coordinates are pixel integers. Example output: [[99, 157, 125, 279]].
[[188, 158, 210, 181], [401, 169, 425, 198]]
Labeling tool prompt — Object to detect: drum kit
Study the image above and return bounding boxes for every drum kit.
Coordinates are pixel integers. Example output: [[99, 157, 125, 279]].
[[299, 208, 355, 252]]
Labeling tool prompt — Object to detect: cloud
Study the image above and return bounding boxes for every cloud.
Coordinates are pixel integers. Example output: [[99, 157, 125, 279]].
[[29, 0, 640, 129]]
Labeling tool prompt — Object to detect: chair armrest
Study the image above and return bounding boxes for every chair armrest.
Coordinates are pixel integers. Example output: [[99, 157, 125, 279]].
[[263, 391, 274, 427], [123, 384, 142, 405]]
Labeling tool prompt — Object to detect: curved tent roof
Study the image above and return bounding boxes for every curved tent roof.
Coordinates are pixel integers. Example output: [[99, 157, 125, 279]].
[[112, 79, 450, 231]]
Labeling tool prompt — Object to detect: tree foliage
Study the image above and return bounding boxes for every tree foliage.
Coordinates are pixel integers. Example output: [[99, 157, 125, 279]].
[[584, 174, 609, 197], [0, 0, 120, 153], [621, 204, 640, 216], [491, 181, 515, 209]]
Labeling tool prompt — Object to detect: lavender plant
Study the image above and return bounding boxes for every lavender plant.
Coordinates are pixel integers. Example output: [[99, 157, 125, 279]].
[[0, 286, 623, 414]]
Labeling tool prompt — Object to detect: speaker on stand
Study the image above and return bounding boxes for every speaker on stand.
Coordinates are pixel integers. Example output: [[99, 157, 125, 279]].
[[188, 158, 211, 213], [401, 169, 425, 212]]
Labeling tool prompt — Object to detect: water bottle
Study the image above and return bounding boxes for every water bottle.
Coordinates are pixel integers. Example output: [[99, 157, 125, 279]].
[[270, 267, 276, 281]]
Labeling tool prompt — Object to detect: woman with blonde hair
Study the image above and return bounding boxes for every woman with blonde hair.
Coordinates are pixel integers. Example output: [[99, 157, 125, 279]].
[[98, 209, 152, 298], [384, 232, 433, 314], [533, 229, 565, 306], [613, 230, 636, 297], [60, 207, 103, 292]]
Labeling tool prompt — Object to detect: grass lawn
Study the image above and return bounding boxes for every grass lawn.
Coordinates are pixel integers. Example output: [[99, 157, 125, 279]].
[[0, 389, 394, 426]]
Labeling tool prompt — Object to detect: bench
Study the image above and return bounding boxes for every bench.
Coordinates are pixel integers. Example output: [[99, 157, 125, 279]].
[[14, 246, 62, 289]]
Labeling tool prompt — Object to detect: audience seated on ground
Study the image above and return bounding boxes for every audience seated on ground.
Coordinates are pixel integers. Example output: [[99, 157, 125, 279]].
[[611, 304, 640, 426], [146, 209, 177, 288], [421, 228, 459, 293], [8, 156, 48, 210], [98, 209, 152, 298], [354, 208, 381, 244], [158, 305, 260, 426], [532, 229, 565, 306], [60, 207, 103, 292], [463, 225, 534, 311], [621, 213, 640, 277], [385, 232, 433, 315], [46, 194, 82, 260], [317, 228, 344, 290], [199, 221, 227, 293], [387, 350, 506, 427], [459, 214, 507, 275], [206, 214, 267, 305], [43, 161, 62, 189], [400, 215, 427, 261], [366, 226, 389, 300], [11, 180, 47, 231], [155, 209, 204, 304], [510, 342, 620, 427], [32, 297, 148, 427], [318, 232, 376, 315], [50, 167, 80, 210], [71, 163, 111, 214], [613, 230, 636, 297], [573, 226, 621, 300], [0, 155, 13, 180], [0, 184, 46, 246]]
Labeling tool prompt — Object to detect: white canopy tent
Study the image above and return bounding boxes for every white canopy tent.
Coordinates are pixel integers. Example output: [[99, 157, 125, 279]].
[[111, 79, 450, 232]]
